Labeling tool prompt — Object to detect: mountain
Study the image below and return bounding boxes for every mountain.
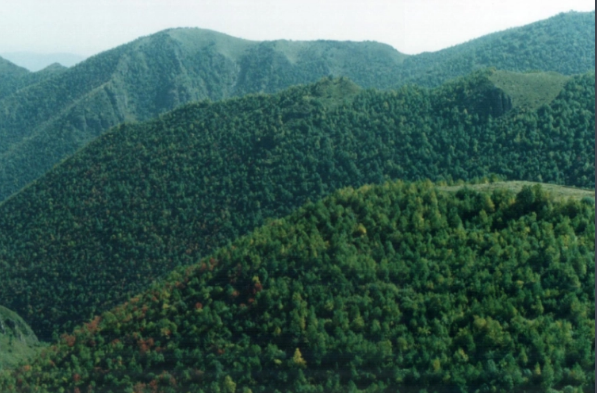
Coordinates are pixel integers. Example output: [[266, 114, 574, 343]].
[[396, 11, 595, 87], [0, 52, 84, 72], [0, 61, 69, 101], [0, 306, 40, 371], [0, 71, 593, 342], [0, 57, 29, 99], [0, 11, 594, 202], [0, 181, 594, 392], [0, 29, 406, 202]]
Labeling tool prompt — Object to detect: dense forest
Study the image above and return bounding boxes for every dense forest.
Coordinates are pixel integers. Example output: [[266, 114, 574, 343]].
[[0, 181, 593, 392], [0, 10, 595, 392], [0, 10, 594, 201], [0, 30, 404, 202], [0, 70, 593, 343]]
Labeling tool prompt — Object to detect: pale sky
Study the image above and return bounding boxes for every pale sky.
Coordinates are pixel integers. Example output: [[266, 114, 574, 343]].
[[0, 0, 594, 57]]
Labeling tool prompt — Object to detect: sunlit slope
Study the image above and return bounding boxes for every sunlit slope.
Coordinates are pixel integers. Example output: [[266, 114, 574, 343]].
[[0, 71, 593, 342], [0, 11, 594, 202], [1, 181, 594, 392]]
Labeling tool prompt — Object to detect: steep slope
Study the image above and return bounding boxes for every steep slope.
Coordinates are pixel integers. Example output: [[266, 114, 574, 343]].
[[0, 10, 594, 202], [0, 182, 594, 392], [0, 72, 593, 341], [397, 11, 595, 87], [0, 306, 40, 371]]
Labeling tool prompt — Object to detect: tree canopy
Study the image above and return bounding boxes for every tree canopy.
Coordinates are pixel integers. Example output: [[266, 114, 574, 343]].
[[0, 10, 594, 201], [0, 181, 593, 392], [0, 71, 593, 343]]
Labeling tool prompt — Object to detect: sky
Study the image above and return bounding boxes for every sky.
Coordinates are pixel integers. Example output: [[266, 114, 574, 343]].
[[0, 0, 594, 57]]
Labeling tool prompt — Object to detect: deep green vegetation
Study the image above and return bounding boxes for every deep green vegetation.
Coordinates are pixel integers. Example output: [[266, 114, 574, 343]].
[[0, 181, 594, 392], [0, 306, 41, 371], [0, 10, 594, 201], [0, 71, 593, 343]]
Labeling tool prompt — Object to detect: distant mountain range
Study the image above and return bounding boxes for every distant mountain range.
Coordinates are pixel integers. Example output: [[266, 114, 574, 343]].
[[0, 52, 85, 72], [0, 10, 594, 202]]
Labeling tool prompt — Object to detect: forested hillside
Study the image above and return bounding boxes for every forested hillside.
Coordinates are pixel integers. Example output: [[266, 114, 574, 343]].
[[0, 59, 68, 100], [13, 63, 69, 93], [0, 29, 405, 202], [0, 181, 594, 392], [0, 57, 29, 99], [0, 10, 594, 201], [396, 11, 595, 87], [0, 71, 593, 342]]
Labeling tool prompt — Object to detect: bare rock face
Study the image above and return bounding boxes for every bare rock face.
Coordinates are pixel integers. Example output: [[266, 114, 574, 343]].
[[0, 306, 40, 370]]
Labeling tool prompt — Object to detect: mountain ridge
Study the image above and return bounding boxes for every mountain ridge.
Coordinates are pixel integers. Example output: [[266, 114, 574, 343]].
[[0, 52, 85, 72], [0, 11, 594, 202]]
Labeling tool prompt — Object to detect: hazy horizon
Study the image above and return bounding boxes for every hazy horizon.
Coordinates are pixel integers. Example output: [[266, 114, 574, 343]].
[[1, 0, 594, 60]]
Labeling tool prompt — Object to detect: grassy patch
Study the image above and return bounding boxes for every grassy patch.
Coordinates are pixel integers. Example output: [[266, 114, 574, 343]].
[[0, 306, 43, 371], [438, 181, 595, 201], [489, 70, 570, 110]]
